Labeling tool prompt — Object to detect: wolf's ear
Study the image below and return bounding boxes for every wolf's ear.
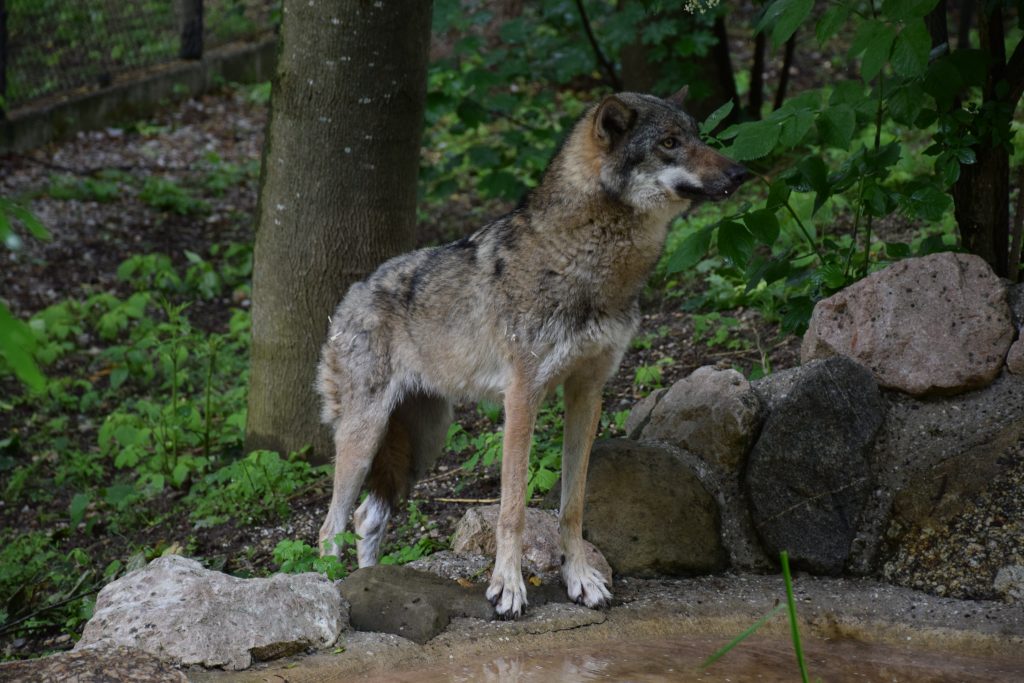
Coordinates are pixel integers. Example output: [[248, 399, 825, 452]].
[[667, 85, 689, 109], [593, 96, 636, 149]]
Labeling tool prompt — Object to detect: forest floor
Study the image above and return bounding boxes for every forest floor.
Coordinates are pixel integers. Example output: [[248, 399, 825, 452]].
[[0, 83, 802, 658]]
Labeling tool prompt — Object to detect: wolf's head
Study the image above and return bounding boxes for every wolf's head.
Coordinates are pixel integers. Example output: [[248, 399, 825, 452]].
[[585, 88, 749, 212]]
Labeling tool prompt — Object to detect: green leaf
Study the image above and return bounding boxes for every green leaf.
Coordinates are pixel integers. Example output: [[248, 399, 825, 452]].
[[744, 209, 780, 245], [887, 82, 925, 125], [456, 98, 488, 127], [798, 156, 832, 214], [717, 221, 755, 266], [816, 5, 850, 45], [778, 109, 814, 148], [727, 120, 781, 160], [0, 302, 45, 392], [885, 241, 912, 258], [700, 100, 735, 135], [891, 20, 931, 78], [766, 178, 791, 209], [905, 185, 952, 221], [69, 492, 90, 528], [9, 205, 50, 240], [666, 227, 713, 274], [881, 0, 940, 21], [478, 171, 522, 200], [955, 147, 977, 165], [923, 57, 964, 110], [849, 20, 896, 82], [817, 104, 856, 150], [757, 0, 814, 48]]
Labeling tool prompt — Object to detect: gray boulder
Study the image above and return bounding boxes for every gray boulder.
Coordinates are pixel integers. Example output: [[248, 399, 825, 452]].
[[76, 555, 346, 670], [0, 645, 186, 682], [745, 357, 884, 574], [581, 439, 725, 576], [623, 387, 666, 438], [801, 252, 1013, 396], [339, 565, 493, 644], [635, 366, 763, 472], [994, 565, 1024, 603], [451, 505, 612, 585], [853, 372, 1024, 572]]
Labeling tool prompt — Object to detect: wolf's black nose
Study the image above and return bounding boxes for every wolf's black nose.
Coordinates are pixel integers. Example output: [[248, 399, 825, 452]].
[[726, 164, 751, 186]]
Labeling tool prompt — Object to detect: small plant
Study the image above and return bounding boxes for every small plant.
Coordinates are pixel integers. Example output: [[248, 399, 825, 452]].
[[701, 550, 814, 682], [46, 173, 121, 203], [633, 356, 675, 391], [139, 177, 208, 215], [274, 537, 350, 580]]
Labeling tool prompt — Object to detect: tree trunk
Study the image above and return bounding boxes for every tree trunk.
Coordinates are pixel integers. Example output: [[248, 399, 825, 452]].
[[245, 0, 432, 462], [950, 5, 1015, 277]]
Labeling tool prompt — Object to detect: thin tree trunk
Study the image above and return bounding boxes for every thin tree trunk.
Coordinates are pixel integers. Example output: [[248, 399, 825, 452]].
[[772, 33, 796, 111], [246, 0, 432, 462], [749, 31, 766, 118], [0, 0, 7, 119], [179, 0, 203, 60], [951, 5, 1012, 276]]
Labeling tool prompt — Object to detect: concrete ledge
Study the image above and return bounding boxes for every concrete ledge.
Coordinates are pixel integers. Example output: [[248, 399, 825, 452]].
[[0, 36, 277, 154]]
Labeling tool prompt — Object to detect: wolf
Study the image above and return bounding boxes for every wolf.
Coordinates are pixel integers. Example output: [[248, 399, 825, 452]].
[[316, 87, 749, 619]]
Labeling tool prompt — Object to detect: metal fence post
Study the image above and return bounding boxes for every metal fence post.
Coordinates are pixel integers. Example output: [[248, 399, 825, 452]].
[[180, 0, 203, 60], [0, 0, 8, 119]]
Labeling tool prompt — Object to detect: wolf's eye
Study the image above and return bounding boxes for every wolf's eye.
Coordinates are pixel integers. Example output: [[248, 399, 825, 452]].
[[660, 137, 677, 150]]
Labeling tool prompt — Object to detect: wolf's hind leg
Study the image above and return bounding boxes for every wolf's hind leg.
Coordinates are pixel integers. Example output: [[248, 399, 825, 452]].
[[318, 409, 389, 558], [353, 393, 451, 566], [354, 417, 412, 566], [559, 367, 614, 608]]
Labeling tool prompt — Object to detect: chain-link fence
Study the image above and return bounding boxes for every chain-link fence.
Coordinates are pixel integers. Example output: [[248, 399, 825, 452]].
[[0, 0, 279, 115]]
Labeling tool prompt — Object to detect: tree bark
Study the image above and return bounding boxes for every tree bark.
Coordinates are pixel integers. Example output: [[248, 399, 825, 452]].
[[951, 5, 1014, 276], [245, 0, 432, 462], [179, 0, 203, 60]]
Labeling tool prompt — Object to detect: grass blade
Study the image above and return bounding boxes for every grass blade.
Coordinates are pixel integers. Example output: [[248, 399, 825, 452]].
[[700, 602, 785, 669], [780, 550, 811, 683]]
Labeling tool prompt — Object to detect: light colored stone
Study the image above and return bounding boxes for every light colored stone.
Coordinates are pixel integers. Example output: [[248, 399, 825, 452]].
[[994, 565, 1024, 603], [76, 555, 346, 670], [452, 505, 612, 585], [801, 252, 1013, 396], [638, 366, 763, 472], [582, 439, 725, 576], [0, 645, 186, 682]]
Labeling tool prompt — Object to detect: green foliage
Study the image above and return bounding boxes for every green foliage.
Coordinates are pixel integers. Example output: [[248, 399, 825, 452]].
[[0, 199, 50, 391], [664, 0, 971, 334], [273, 539, 348, 581], [188, 450, 329, 526], [139, 177, 209, 215], [448, 393, 566, 499]]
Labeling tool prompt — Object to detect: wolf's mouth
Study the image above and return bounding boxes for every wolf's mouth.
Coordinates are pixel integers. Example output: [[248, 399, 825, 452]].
[[672, 183, 736, 203]]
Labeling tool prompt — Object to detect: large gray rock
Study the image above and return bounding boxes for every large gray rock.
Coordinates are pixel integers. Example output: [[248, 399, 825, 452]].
[[581, 439, 725, 576], [76, 555, 346, 670], [745, 356, 884, 574], [623, 387, 666, 438], [451, 505, 612, 585], [635, 366, 763, 472], [339, 565, 493, 644], [853, 372, 1024, 572], [0, 645, 186, 682], [801, 252, 1013, 396]]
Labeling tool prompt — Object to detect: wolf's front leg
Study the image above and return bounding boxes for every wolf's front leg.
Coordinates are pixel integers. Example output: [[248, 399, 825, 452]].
[[487, 378, 538, 619], [558, 372, 612, 608]]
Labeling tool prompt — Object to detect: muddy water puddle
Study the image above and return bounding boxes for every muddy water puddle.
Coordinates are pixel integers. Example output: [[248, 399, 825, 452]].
[[361, 635, 1023, 682]]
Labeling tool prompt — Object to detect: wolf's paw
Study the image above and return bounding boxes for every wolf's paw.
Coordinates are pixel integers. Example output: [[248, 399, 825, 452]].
[[486, 568, 528, 620], [562, 560, 612, 609], [317, 519, 344, 559]]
